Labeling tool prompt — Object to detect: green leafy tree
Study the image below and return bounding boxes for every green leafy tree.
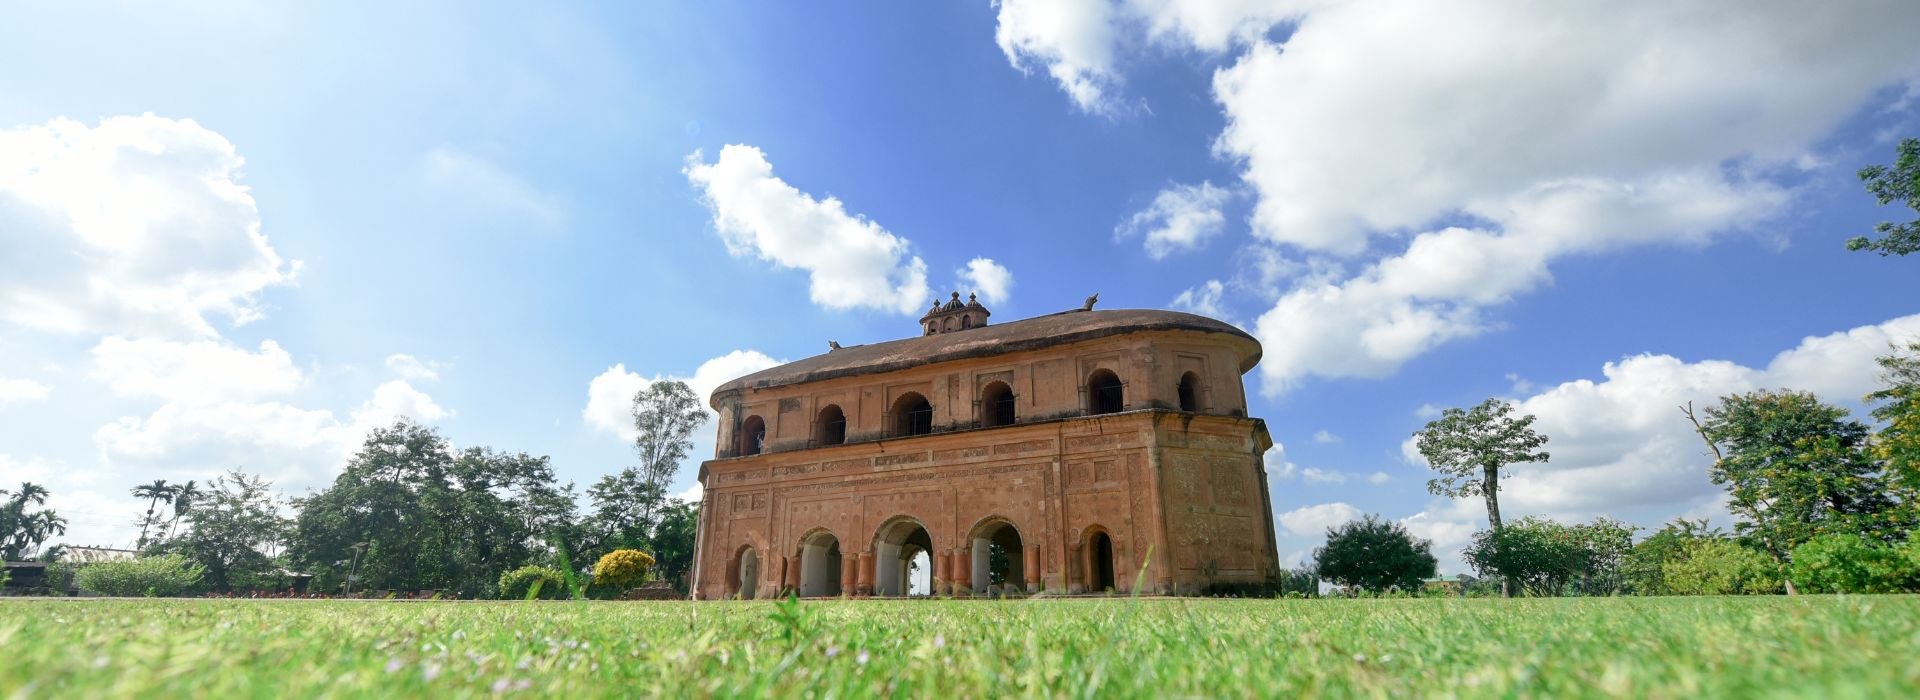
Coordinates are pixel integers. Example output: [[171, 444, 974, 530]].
[[161, 480, 200, 542], [1866, 342, 1920, 522], [648, 499, 701, 592], [629, 380, 706, 528], [71, 553, 203, 597], [1414, 398, 1550, 595], [1845, 137, 1920, 256], [150, 471, 287, 592], [1789, 533, 1918, 594], [1623, 518, 1723, 595], [130, 479, 174, 550], [1, 483, 67, 560], [288, 420, 576, 598], [1662, 539, 1781, 595], [1684, 390, 1904, 595], [1462, 516, 1591, 597], [1312, 515, 1437, 593]]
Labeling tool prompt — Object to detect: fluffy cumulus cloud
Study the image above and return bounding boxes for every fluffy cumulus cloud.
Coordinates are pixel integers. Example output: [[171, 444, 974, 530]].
[[1261, 443, 1296, 480], [1277, 501, 1360, 536], [89, 336, 304, 404], [0, 376, 50, 403], [994, 0, 1124, 114], [1169, 280, 1228, 320], [685, 144, 931, 315], [1115, 181, 1232, 259], [957, 258, 1015, 306], [384, 353, 446, 382], [995, 1, 1920, 394], [0, 115, 298, 338], [583, 350, 783, 442], [1395, 313, 1920, 565]]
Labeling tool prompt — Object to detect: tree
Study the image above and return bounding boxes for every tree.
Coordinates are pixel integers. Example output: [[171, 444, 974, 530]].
[[161, 480, 200, 542], [1, 483, 67, 560], [1623, 518, 1722, 595], [1312, 515, 1437, 593], [1414, 398, 1550, 595], [130, 479, 174, 550], [1788, 533, 1916, 594], [1662, 539, 1781, 595], [648, 500, 700, 592], [151, 471, 287, 592], [628, 380, 706, 529], [1461, 516, 1634, 597], [1866, 341, 1920, 522], [1845, 136, 1920, 256], [1684, 390, 1903, 591]]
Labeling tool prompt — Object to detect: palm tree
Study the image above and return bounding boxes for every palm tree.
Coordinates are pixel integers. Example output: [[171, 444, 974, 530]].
[[132, 479, 174, 549], [3, 483, 60, 560], [162, 480, 200, 541]]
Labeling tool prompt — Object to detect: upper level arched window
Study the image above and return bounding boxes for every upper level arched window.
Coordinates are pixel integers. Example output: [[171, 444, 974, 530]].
[[961, 315, 973, 329], [1177, 372, 1201, 413], [891, 392, 933, 437], [1088, 369, 1124, 415], [980, 381, 1016, 427], [740, 415, 768, 455], [816, 404, 847, 446]]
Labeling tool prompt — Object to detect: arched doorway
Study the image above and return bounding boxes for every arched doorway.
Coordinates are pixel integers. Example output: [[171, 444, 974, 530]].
[[798, 530, 843, 597], [1088, 369, 1124, 415], [891, 392, 933, 437], [872, 517, 934, 597], [1086, 529, 1116, 593], [734, 546, 759, 600], [740, 415, 767, 455], [1177, 372, 1201, 412], [980, 381, 1016, 427], [816, 404, 846, 446], [969, 519, 1026, 597]]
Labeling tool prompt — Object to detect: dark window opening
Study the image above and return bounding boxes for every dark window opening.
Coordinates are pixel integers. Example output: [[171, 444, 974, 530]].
[[1088, 369, 1124, 415], [740, 415, 767, 455], [1177, 372, 1200, 412], [1090, 531, 1116, 592], [981, 381, 1016, 427], [892, 393, 933, 437], [817, 404, 847, 446]]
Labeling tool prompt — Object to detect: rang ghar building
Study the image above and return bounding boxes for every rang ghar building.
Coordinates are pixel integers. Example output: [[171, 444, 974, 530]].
[[690, 293, 1280, 598]]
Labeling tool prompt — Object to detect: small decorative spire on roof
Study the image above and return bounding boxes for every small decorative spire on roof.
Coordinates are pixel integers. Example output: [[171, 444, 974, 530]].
[[918, 290, 991, 336]]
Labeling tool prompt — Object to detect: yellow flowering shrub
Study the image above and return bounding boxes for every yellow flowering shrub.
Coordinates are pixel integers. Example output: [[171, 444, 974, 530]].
[[592, 549, 655, 589]]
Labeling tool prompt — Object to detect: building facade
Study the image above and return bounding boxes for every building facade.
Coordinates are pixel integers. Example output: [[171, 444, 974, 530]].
[[691, 295, 1280, 598]]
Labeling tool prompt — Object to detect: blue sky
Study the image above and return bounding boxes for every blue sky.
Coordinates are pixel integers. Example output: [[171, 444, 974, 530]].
[[4, 1, 1919, 572]]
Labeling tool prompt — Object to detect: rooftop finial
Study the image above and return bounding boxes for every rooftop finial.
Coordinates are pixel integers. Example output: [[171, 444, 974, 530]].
[[1080, 292, 1099, 311]]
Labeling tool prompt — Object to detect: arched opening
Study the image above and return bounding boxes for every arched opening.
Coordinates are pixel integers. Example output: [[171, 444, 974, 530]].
[[944, 318, 957, 331], [970, 519, 1026, 597], [1177, 372, 1201, 412], [961, 315, 973, 329], [739, 415, 767, 455], [1087, 529, 1116, 593], [980, 381, 1016, 427], [816, 404, 846, 446], [798, 530, 843, 597], [1088, 369, 1124, 415], [733, 546, 759, 600], [872, 517, 935, 597], [891, 392, 933, 437]]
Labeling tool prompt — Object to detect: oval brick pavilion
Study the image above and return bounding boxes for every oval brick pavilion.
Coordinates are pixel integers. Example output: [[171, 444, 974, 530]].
[[690, 294, 1280, 598]]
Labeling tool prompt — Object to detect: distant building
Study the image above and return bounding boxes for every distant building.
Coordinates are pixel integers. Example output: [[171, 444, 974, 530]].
[[690, 294, 1281, 598]]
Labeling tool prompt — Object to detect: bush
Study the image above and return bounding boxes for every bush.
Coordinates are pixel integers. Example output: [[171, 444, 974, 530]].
[[72, 554, 204, 597], [1312, 515, 1436, 593], [592, 549, 654, 590], [1789, 534, 1915, 593], [498, 565, 568, 600], [1662, 540, 1780, 595]]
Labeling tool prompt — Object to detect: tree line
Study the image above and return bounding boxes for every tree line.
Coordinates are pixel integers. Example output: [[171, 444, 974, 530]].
[[6, 381, 709, 600]]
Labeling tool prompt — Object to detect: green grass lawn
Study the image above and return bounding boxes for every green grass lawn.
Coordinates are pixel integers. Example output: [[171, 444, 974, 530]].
[[2, 596, 1916, 698]]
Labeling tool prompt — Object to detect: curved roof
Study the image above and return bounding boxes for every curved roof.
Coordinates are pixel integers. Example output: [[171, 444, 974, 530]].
[[712, 309, 1259, 403]]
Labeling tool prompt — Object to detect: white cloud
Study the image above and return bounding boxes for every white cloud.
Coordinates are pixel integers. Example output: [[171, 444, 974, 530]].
[[583, 350, 783, 442], [421, 145, 564, 227], [1301, 467, 1345, 484], [1311, 429, 1339, 444], [0, 115, 298, 338], [994, 1, 1920, 393], [1367, 471, 1391, 485], [89, 336, 303, 404], [684, 144, 930, 315], [1115, 181, 1231, 259], [1169, 280, 1228, 321], [0, 376, 50, 403], [1277, 501, 1361, 536], [957, 258, 1014, 306], [384, 353, 446, 382], [994, 0, 1124, 114], [1261, 443, 1296, 480]]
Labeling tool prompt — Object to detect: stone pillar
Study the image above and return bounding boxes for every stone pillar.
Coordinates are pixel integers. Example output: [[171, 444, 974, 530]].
[[1023, 545, 1042, 593], [775, 556, 789, 598], [857, 553, 875, 596], [785, 555, 801, 594], [840, 554, 857, 596], [950, 548, 971, 596], [1068, 542, 1087, 594]]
